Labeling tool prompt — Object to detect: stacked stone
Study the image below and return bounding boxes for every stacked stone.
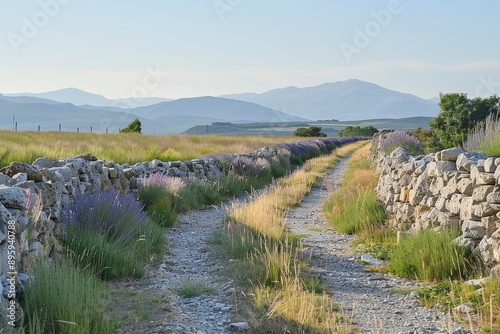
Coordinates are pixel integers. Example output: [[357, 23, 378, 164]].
[[373, 143, 500, 267]]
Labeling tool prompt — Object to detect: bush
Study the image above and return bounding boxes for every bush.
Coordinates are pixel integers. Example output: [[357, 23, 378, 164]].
[[120, 118, 142, 133], [22, 260, 116, 334], [139, 173, 184, 226], [379, 131, 424, 156], [389, 229, 473, 281], [339, 125, 378, 137], [293, 126, 326, 137], [61, 189, 148, 279]]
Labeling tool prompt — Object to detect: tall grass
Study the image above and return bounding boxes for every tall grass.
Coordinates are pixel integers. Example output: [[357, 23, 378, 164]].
[[324, 144, 386, 235], [22, 260, 117, 334], [219, 141, 367, 332], [0, 131, 301, 167], [463, 112, 500, 156], [389, 229, 473, 281]]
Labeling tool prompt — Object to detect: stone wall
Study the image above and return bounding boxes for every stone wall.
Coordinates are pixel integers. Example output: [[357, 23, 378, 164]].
[[0, 136, 361, 326], [372, 133, 500, 269]]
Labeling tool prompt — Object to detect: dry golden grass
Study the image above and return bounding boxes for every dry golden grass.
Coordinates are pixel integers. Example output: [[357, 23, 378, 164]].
[[0, 131, 303, 167]]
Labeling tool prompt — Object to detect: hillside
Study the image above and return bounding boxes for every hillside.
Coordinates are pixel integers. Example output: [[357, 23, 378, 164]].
[[130, 96, 306, 122]]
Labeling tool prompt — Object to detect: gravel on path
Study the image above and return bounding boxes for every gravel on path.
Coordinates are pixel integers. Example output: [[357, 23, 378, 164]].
[[285, 156, 475, 334]]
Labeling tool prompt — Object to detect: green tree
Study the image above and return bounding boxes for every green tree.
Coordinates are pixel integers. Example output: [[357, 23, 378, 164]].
[[339, 125, 378, 137], [430, 93, 499, 149], [293, 126, 326, 137], [120, 118, 142, 134]]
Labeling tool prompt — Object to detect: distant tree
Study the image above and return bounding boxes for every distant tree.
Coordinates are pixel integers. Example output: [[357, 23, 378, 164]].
[[410, 127, 437, 153], [294, 126, 327, 137], [120, 118, 142, 134], [430, 93, 500, 149], [339, 125, 378, 137]]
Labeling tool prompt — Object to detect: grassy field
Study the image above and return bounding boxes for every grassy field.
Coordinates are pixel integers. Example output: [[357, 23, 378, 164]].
[[0, 131, 304, 167]]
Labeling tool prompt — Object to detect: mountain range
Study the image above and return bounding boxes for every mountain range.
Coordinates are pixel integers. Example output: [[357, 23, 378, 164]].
[[0, 80, 440, 134], [221, 79, 439, 120]]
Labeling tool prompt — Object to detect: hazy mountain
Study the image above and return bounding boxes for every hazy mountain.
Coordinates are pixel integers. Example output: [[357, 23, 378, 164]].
[[221, 79, 440, 120], [130, 96, 306, 122], [5, 88, 172, 108], [0, 95, 303, 134]]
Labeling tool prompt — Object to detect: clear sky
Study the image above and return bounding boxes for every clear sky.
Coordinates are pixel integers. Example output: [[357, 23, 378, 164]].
[[1, 1, 500, 100]]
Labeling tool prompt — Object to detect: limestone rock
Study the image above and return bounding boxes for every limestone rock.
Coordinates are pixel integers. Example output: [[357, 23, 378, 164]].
[[487, 191, 500, 204], [484, 157, 497, 173], [471, 165, 495, 185], [456, 152, 487, 172], [472, 185, 496, 202], [0, 186, 26, 209], [0, 162, 43, 182], [440, 147, 465, 162], [462, 220, 486, 240], [457, 178, 473, 196]]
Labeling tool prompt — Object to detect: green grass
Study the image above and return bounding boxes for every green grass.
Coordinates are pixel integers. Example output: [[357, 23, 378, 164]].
[[22, 260, 118, 334], [324, 144, 386, 235], [65, 229, 145, 280], [176, 279, 215, 298], [133, 218, 166, 263], [389, 229, 475, 282]]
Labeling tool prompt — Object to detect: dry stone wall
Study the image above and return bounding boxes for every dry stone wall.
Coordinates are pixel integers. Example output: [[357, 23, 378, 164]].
[[372, 133, 500, 269], [0, 137, 361, 325]]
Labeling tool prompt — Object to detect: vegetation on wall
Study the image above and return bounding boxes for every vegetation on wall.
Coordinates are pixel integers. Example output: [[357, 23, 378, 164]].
[[429, 93, 499, 150]]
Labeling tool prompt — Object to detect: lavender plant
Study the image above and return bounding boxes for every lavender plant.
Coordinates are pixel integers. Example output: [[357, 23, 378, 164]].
[[463, 112, 500, 155], [61, 189, 148, 279], [62, 189, 147, 243], [140, 172, 185, 193], [379, 131, 424, 156]]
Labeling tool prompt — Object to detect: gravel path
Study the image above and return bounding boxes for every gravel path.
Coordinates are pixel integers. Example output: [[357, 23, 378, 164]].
[[285, 156, 474, 334], [112, 155, 477, 333]]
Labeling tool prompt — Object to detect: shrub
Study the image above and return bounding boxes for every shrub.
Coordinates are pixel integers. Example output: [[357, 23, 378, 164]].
[[389, 229, 473, 281], [120, 118, 142, 133], [139, 173, 184, 226], [22, 260, 116, 334], [339, 125, 378, 137], [293, 126, 326, 137], [61, 189, 148, 279], [463, 112, 500, 156], [379, 131, 424, 156]]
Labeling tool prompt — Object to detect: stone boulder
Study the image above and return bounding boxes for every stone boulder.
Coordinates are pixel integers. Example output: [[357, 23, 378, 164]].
[[0, 162, 43, 182]]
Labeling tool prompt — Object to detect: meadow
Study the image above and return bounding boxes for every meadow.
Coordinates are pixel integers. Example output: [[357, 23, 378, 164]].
[[0, 131, 302, 167]]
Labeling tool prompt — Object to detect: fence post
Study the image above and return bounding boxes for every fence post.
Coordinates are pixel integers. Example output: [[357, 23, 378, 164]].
[[59, 124, 61, 132], [38, 125, 40, 132], [77, 128, 79, 133]]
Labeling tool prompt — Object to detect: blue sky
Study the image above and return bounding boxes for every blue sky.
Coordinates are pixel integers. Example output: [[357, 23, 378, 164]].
[[1, 1, 500, 100]]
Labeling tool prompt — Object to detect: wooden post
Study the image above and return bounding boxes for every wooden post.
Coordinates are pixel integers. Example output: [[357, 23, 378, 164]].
[[77, 128, 79, 133], [38, 125, 40, 132], [59, 124, 61, 132]]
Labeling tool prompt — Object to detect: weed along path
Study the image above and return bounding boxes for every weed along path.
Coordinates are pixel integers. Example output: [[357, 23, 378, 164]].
[[285, 156, 469, 334]]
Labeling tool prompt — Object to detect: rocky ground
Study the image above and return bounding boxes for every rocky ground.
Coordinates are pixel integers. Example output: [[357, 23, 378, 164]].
[[108, 156, 478, 333]]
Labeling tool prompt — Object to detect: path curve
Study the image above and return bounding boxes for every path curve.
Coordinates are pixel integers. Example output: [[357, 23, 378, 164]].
[[285, 156, 472, 334]]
